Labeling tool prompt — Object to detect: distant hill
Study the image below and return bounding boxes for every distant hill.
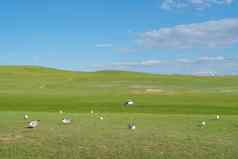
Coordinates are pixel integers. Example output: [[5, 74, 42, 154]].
[[0, 65, 237, 114]]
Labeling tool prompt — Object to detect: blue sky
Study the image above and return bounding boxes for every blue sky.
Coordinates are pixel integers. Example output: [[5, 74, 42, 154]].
[[0, 0, 238, 75]]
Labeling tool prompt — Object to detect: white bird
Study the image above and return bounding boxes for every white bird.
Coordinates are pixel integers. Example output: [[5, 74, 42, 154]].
[[99, 116, 104, 120], [124, 99, 134, 106], [201, 121, 206, 126], [24, 114, 29, 120], [27, 120, 40, 128], [90, 110, 94, 114], [216, 115, 220, 120], [62, 118, 71, 124], [128, 123, 136, 130]]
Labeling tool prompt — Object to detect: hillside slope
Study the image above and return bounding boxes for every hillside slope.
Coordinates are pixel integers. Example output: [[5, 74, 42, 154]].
[[0, 66, 238, 114]]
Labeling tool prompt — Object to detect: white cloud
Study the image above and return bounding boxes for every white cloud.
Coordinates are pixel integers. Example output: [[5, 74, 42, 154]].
[[192, 71, 217, 76], [95, 43, 112, 48], [176, 58, 193, 63], [117, 47, 138, 53], [160, 0, 234, 10], [96, 56, 229, 68], [198, 56, 225, 61], [111, 62, 140, 67], [91, 56, 238, 75], [139, 18, 238, 49], [110, 60, 162, 67], [161, 0, 188, 10], [141, 60, 161, 66]]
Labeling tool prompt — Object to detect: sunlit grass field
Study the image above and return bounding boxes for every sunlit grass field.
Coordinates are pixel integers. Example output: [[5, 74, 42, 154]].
[[0, 66, 238, 159]]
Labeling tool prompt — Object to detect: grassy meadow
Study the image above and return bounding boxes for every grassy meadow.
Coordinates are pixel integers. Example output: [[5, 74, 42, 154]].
[[0, 66, 238, 159]]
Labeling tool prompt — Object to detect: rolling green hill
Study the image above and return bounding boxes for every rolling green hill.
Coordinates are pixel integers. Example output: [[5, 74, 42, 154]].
[[1, 66, 238, 159], [0, 66, 238, 114]]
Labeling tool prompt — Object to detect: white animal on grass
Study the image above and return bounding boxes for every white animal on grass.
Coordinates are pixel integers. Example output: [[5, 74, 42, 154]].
[[90, 110, 94, 114], [59, 110, 63, 114], [128, 123, 136, 130], [99, 116, 104, 120], [62, 118, 71, 124], [124, 99, 134, 106], [201, 121, 206, 126], [27, 120, 40, 128], [24, 114, 29, 120], [216, 115, 220, 120]]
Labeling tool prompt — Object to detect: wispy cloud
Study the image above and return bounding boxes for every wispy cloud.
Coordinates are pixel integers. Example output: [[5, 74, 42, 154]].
[[95, 56, 229, 67], [95, 43, 113, 48], [176, 58, 193, 63], [91, 56, 238, 75], [141, 60, 161, 66], [139, 18, 238, 49], [160, 0, 234, 11], [117, 47, 139, 53], [93, 60, 162, 70], [107, 60, 162, 67], [198, 56, 225, 61]]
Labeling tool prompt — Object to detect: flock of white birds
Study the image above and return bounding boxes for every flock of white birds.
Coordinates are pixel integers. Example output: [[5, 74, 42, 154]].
[[23, 99, 221, 130], [200, 115, 221, 127]]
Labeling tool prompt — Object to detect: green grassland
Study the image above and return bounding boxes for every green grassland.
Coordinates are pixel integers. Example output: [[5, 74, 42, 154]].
[[0, 66, 238, 114], [1, 112, 238, 159], [0, 66, 238, 159]]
